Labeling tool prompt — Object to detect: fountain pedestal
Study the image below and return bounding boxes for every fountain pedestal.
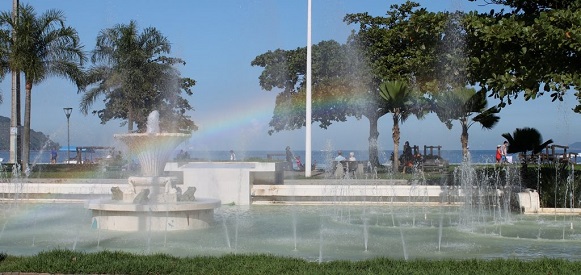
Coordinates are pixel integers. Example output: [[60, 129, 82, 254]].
[[86, 114, 220, 231], [86, 198, 220, 231]]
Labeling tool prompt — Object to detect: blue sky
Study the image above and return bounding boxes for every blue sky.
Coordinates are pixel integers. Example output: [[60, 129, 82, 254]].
[[0, 0, 579, 153]]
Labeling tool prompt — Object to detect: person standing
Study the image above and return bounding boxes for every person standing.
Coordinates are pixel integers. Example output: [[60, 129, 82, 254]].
[[495, 145, 502, 164], [401, 141, 413, 165], [230, 150, 236, 161], [50, 148, 58, 164], [76, 147, 82, 164], [285, 146, 294, 170], [501, 141, 508, 163]]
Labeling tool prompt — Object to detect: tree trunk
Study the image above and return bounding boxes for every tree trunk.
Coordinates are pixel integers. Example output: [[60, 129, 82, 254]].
[[9, 0, 21, 165], [22, 81, 31, 172], [392, 112, 400, 172], [127, 107, 134, 132], [367, 114, 380, 167], [461, 118, 469, 161]]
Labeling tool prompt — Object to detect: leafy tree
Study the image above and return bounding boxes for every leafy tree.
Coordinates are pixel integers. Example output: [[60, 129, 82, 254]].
[[81, 20, 196, 133], [0, 23, 7, 82], [252, 40, 356, 133], [433, 87, 500, 160], [379, 80, 428, 170], [0, 4, 85, 171], [344, 1, 447, 166], [252, 2, 448, 167], [462, 1, 581, 112]]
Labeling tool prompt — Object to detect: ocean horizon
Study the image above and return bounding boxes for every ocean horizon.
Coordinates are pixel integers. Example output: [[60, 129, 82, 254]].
[[2, 148, 577, 168]]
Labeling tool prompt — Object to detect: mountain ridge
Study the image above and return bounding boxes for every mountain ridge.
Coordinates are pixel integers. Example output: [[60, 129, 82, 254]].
[[0, 116, 59, 150], [569, 142, 581, 151]]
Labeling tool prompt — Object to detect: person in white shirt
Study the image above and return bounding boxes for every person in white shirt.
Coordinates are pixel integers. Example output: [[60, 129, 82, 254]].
[[348, 152, 356, 161]]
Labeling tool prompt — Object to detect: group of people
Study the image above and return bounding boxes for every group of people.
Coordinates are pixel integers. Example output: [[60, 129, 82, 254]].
[[286, 146, 306, 170], [334, 150, 356, 162], [387, 141, 422, 173], [495, 141, 511, 164], [400, 141, 422, 173], [285, 146, 318, 171]]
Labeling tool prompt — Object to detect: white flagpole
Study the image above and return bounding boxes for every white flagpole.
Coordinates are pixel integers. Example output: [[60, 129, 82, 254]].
[[305, 0, 312, 177]]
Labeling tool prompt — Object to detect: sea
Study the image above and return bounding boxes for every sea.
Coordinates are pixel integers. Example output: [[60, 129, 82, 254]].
[[216, 149, 501, 168], [1, 149, 577, 168]]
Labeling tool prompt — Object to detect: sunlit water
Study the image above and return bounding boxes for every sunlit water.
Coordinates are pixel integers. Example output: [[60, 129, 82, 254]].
[[1, 202, 580, 261]]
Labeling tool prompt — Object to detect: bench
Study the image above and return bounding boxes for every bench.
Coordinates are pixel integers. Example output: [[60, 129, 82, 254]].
[[330, 161, 366, 178], [521, 144, 576, 164], [421, 145, 449, 172], [421, 157, 449, 172]]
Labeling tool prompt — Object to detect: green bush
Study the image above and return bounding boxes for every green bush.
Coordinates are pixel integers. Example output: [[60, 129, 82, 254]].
[[520, 164, 581, 208]]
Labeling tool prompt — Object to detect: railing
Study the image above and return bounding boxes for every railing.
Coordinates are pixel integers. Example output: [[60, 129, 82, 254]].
[[521, 144, 576, 164]]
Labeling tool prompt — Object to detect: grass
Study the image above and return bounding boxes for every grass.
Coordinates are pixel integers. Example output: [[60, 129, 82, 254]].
[[0, 250, 580, 274]]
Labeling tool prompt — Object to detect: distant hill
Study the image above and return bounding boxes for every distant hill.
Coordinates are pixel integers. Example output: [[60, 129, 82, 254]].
[[0, 116, 59, 150], [569, 142, 581, 151]]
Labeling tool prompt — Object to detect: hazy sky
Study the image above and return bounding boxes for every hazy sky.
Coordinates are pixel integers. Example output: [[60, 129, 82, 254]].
[[0, 0, 579, 153]]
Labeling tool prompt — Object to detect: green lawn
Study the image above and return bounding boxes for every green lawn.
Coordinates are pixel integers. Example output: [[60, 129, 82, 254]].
[[0, 250, 579, 275]]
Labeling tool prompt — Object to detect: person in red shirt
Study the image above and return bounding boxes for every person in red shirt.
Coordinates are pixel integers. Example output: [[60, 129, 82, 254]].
[[495, 145, 502, 163]]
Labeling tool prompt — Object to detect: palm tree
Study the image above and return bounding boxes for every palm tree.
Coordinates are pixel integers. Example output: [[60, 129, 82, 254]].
[[379, 80, 428, 172], [81, 20, 195, 133], [0, 4, 85, 171], [433, 87, 500, 160], [501, 127, 553, 165]]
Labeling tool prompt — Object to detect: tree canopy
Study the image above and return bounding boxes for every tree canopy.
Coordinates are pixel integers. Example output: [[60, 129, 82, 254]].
[[251, 40, 358, 134], [463, 0, 581, 112], [82, 20, 196, 133]]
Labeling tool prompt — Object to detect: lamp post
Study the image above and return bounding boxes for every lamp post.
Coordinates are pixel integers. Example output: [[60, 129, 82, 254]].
[[63, 108, 72, 163]]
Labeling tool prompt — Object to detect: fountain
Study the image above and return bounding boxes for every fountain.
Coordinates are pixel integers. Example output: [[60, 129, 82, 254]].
[[85, 111, 221, 231], [0, 148, 580, 260]]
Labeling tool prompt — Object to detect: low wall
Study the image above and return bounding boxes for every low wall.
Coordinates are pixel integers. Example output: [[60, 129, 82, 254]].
[[252, 182, 461, 205], [165, 162, 283, 205], [0, 180, 120, 202], [517, 188, 581, 215]]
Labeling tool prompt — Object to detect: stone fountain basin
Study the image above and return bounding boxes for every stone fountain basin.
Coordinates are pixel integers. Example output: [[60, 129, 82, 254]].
[[86, 198, 221, 231]]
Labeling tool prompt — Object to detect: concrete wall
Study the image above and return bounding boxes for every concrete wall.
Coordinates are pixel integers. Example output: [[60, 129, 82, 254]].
[[165, 162, 282, 205]]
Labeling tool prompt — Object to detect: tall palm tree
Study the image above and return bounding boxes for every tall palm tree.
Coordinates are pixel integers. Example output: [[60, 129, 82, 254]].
[[434, 87, 500, 160], [0, 0, 19, 165], [0, 4, 85, 171], [379, 80, 427, 172], [82, 20, 193, 133]]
